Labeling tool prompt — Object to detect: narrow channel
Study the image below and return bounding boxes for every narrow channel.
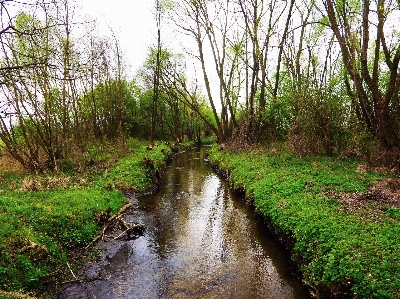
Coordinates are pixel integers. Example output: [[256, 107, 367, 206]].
[[60, 148, 311, 299]]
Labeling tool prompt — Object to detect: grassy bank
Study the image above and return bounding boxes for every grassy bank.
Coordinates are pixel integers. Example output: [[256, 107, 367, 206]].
[[209, 146, 400, 299], [0, 140, 177, 298]]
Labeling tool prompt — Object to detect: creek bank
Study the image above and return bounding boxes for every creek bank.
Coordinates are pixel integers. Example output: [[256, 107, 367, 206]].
[[208, 154, 307, 291], [57, 142, 196, 296], [207, 146, 400, 299], [60, 145, 311, 299], [0, 141, 194, 299]]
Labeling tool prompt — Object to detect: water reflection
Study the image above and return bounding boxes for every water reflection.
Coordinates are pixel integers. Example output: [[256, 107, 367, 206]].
[[60, 149, 310, 299]]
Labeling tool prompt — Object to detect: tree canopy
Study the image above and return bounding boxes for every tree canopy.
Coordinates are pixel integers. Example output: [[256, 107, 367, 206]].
[[0, 0, 399, 171]]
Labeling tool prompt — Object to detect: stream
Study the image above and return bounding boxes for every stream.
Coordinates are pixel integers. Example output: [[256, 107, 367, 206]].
[[60, 147, 311, 299]]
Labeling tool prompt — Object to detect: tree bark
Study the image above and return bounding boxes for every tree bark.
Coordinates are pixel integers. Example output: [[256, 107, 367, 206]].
[[325, 0, 400, 149]]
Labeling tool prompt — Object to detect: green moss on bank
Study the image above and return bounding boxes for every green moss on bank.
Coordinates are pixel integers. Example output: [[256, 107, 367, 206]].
[[0, 140, 174, 297], [209, 146, 400, 299]]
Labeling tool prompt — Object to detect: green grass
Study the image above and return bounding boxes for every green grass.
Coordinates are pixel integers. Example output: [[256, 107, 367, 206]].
[[0, 139, 175, 296], [209, 146, 399, 299], [0, 188, 127, 292], [99, 142, 172, 192]]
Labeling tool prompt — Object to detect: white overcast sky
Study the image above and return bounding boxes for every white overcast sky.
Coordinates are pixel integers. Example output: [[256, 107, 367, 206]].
[[79, 0, 161, 78], [79, 0, 206, 91]]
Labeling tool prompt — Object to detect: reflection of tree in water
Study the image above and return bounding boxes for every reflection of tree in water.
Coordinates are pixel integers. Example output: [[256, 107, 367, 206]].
[[60, 149, 310, 299]]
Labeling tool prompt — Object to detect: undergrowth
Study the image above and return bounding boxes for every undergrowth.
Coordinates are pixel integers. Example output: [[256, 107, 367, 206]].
[[99, 142, 172, 193], [0, 139, 175, 298], [0, 188, 126, 292], [209, 146, 399, 299]]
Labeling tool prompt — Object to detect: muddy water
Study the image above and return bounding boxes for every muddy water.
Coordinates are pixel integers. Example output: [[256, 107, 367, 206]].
[[60, 148, 311, 299]]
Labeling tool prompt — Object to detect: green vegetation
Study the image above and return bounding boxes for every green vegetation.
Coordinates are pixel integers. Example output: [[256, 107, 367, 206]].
[[209, 146, 399, 299], [0, 0, 399, 298], [0, 140, 175, 297], [0, 188, 126, 291], [100, 142, 173, 192], [0, 291, 35, 299]]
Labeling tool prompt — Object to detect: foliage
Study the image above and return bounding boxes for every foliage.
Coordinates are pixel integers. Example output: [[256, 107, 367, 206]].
[[209, 146, 400, 298], [0, 139, 176, 295], [99, 142, 172, 192], [137, 47, 213, 143], [80, 79, 133, 141], [287, 87, 351, 156], [0, 3, 129, 172], [0, 188, 127, 291]]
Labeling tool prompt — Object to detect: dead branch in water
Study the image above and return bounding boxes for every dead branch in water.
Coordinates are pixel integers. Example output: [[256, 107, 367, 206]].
[[85, 203, 132, 250], [113, 223, 146, 240]]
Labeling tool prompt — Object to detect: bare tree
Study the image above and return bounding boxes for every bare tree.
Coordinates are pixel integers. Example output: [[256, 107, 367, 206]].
[[324, 0, 400, 150], [0, 0, 128, 171], [151, 0, 162, 144], [170, 0, 242, 142]]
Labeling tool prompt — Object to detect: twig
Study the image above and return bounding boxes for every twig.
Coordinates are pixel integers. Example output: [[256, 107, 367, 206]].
[[66, 261, 77, 280], [113, 227, 132, 240], [85, 203, 132, 250], [61, 278, 81, 285], [119, 217, 130, 230], [62, 270, 102, 285], [113, 224, 145, 240]]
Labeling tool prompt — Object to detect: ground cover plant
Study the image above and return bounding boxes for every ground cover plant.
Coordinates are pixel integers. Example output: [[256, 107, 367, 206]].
[[208, 145, 400, 299], [0, 139, 175, 298], [100, 141, 173, 193]]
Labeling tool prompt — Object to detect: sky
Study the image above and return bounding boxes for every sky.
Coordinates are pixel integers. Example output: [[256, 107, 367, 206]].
[[79, 0, 159, 78], [79, 0, 208, 94]]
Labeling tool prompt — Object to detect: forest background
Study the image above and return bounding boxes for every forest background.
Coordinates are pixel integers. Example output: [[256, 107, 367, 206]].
[[0, 0, 399, 171], [0, 1, 399, 298]]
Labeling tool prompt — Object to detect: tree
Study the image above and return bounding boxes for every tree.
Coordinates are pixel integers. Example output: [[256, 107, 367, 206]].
[[0, 0, 129, 171], [138, 46, 213, 142], [151, 0, 163, 144], [324, 0, 400, 150], [237, 0, 289, 140], [170, 0, 242, 142]]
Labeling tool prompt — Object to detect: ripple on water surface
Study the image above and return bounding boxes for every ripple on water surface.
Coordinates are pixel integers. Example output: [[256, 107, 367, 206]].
[[59, 149, 310, 299]]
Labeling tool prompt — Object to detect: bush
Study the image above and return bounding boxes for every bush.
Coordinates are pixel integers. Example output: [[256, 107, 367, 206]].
[[288, 88, 350, 156]]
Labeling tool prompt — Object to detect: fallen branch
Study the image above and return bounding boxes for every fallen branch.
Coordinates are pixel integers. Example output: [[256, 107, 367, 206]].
[[119, 217, 131, 230], [62, 270, 102, 285], [113, 223, 146, 240], [85, 203, 132, 250]]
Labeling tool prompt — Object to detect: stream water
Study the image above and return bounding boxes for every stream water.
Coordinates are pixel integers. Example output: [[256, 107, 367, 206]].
[[60, 147, 311, 299]]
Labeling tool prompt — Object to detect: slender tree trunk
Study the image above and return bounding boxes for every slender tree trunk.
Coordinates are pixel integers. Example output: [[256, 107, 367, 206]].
[[273, 0, 295, 98], [151, 0, 162, 144], [325, 0, 400, 149]]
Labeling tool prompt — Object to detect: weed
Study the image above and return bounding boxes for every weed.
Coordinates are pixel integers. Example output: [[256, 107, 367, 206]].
[[99, 142, 172, 193]]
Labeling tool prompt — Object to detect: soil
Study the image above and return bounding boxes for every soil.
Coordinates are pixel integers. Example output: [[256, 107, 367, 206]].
[[0, 154, 26, 174], [327, 178, 400, 219]]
